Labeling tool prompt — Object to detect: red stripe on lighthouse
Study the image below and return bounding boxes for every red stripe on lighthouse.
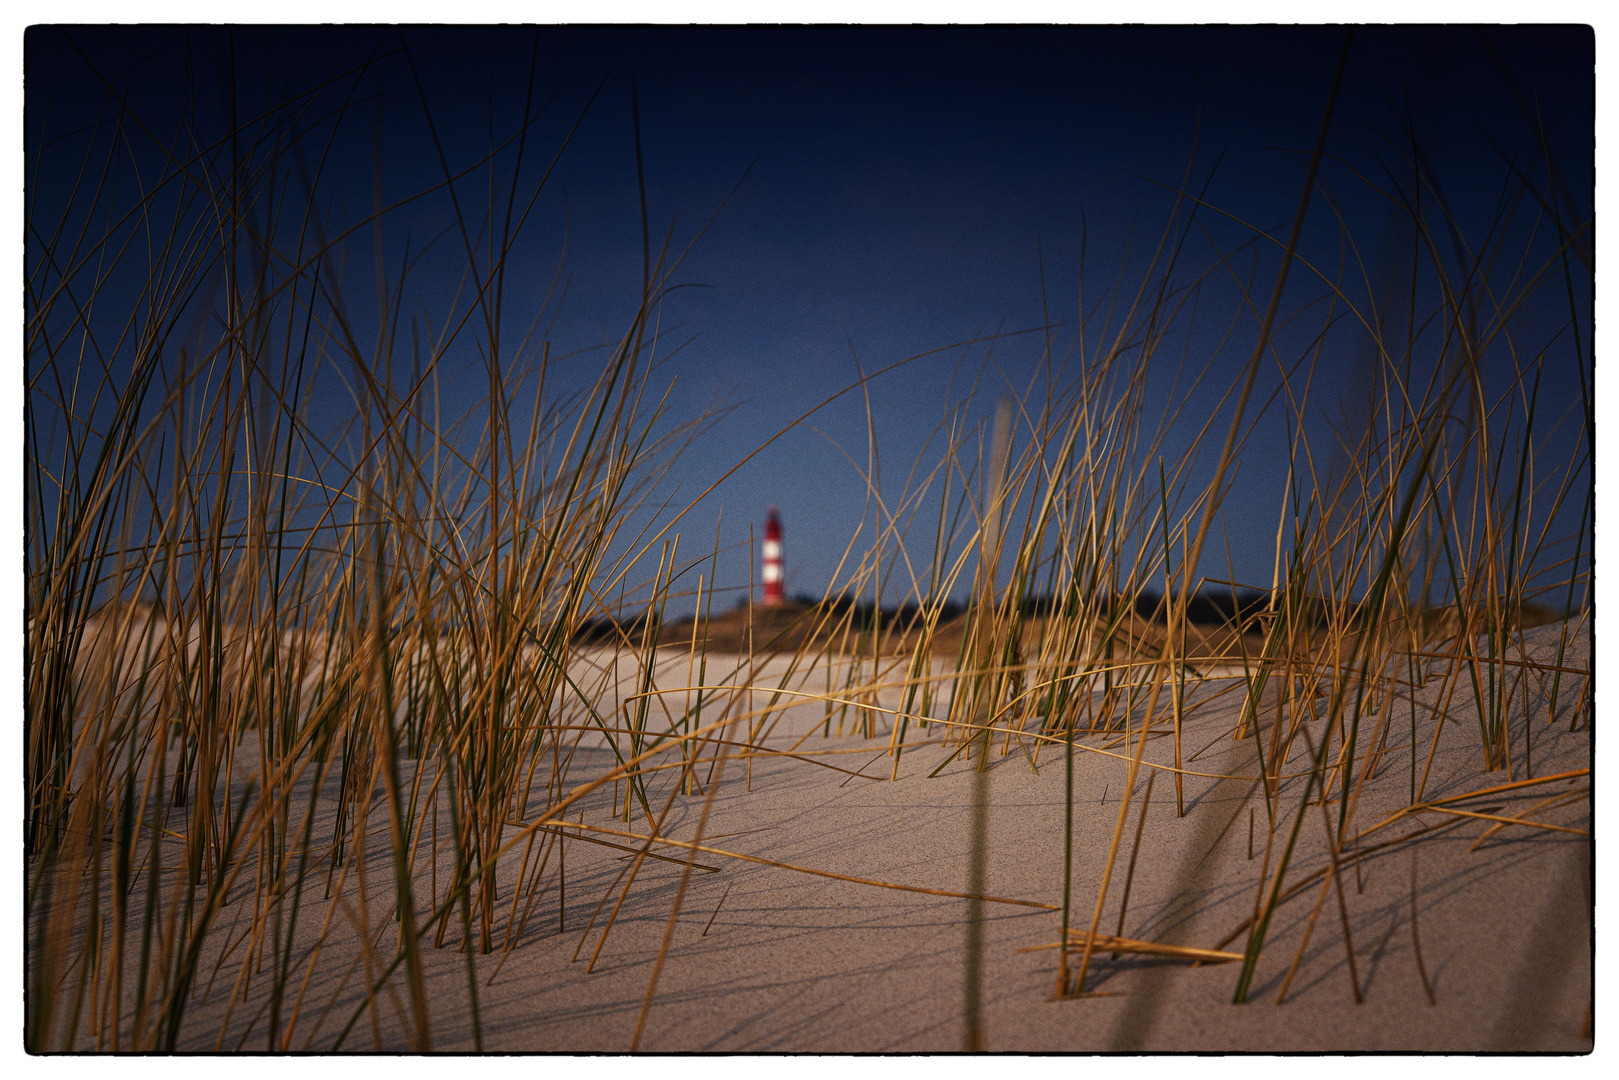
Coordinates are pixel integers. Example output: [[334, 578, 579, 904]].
[[762, 506, 784, 606]]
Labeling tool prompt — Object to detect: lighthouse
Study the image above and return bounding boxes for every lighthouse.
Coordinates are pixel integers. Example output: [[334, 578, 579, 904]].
[[761, 506, 784, 606]]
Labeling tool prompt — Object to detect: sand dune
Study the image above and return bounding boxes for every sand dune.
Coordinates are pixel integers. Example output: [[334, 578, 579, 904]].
[[37, 616, 1588, 1051]]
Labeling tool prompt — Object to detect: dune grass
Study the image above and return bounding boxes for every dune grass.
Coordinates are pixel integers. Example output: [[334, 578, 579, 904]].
[[25, 30, 1590, 1051]]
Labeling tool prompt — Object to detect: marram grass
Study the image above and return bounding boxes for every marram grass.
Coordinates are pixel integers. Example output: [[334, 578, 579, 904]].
[[26, 33, 1589, 1051]]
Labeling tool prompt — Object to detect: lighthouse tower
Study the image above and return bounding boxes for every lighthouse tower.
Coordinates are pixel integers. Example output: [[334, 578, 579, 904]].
[[761, 506, 784, 606]]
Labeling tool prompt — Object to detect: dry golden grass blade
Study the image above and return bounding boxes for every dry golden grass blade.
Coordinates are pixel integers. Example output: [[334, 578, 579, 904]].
[[1415, 806, 1587, 836], [540, 819, 1058, 910], [1402, 649, 1588, 677], [506, 823, 721, 872], [1020, 931, 1243, 964], [1352, 767, 1591, 844], [1468, 788, 1590, 851]]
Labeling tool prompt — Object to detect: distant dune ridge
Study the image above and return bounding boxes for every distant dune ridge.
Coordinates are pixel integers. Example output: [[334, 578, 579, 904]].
[[656, 591, 1564, 666], [59, 592, 1567, 711]]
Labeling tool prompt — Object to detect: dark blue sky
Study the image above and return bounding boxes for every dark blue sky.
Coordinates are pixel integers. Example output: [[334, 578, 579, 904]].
[[26, 25, 1593, 618]]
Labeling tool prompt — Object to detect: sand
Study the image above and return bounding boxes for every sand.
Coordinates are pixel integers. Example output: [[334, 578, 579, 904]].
[[36, 621, 1591, 1053]]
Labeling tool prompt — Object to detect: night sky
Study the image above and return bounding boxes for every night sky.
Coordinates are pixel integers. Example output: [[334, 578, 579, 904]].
[[24, 23, 1594, 619]]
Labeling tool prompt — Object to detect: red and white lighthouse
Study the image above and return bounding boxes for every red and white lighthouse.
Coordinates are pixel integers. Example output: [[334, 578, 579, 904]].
[[761, 506, 784, 606]]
